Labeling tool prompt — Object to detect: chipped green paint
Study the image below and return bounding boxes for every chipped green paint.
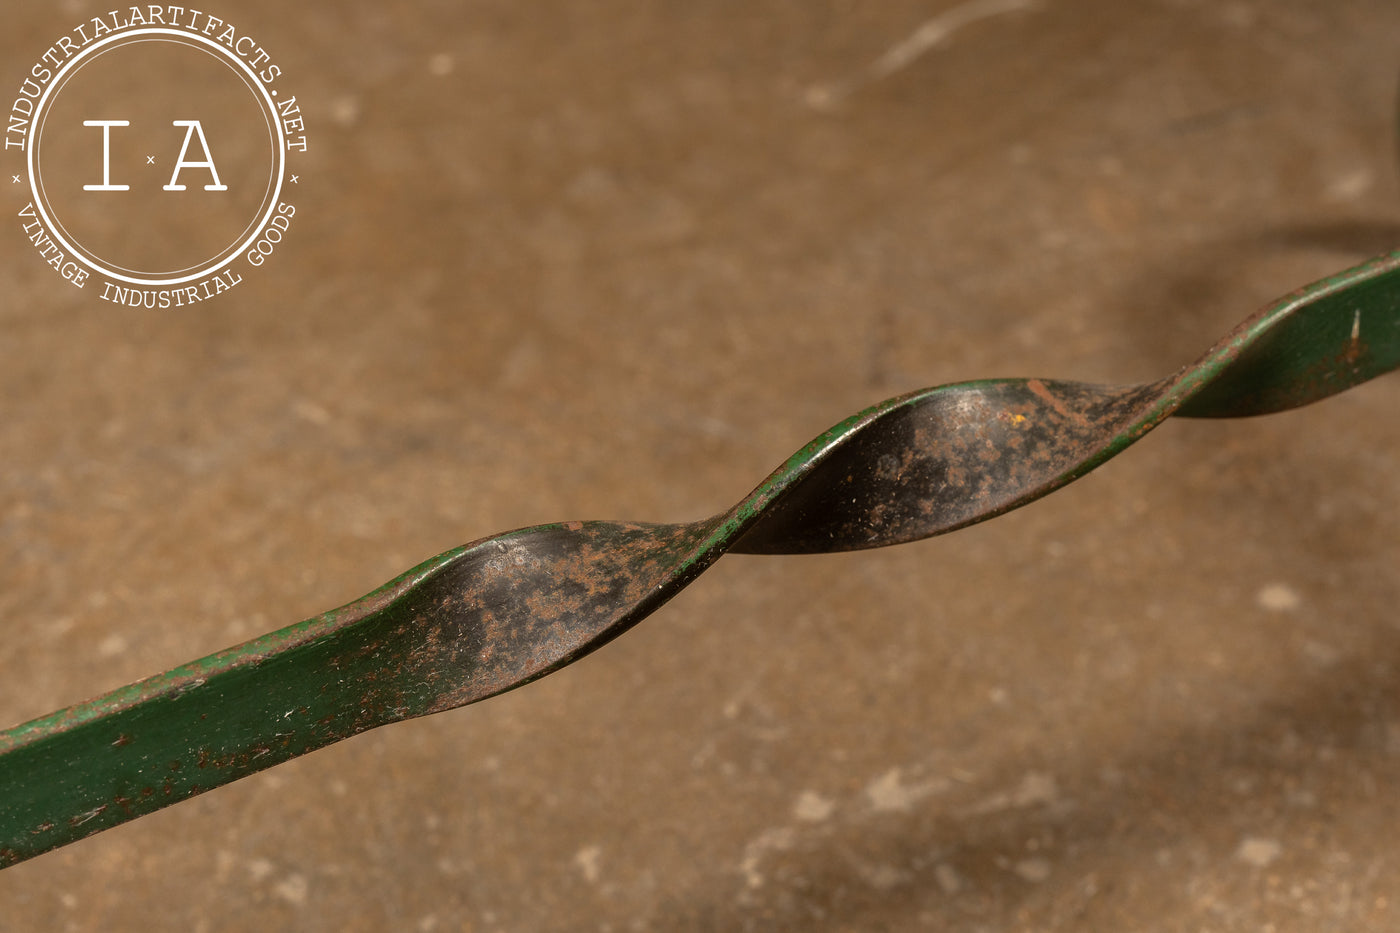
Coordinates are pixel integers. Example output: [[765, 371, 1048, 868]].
[[3, 250, 1399, 868]]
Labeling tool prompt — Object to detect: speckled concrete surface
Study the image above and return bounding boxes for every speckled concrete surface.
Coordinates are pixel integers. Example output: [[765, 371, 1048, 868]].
[[3, 1, 1400, 930]]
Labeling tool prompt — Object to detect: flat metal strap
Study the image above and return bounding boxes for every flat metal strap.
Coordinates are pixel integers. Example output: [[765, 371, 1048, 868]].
[[3, 249, 1399, 868]]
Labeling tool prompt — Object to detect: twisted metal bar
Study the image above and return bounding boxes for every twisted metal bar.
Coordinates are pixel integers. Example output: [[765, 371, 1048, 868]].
[[3, 250, 1399, 868]]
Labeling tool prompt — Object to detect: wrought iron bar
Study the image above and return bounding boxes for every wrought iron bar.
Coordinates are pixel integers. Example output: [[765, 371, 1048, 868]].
[[2, 249, 1399, 868]]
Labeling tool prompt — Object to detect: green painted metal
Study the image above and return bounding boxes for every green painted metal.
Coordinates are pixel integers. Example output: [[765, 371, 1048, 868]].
[[3, 249, 1399, 869]]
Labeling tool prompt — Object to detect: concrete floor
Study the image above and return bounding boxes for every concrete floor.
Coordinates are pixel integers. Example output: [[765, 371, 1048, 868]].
[[3, 1, 1400, 930]]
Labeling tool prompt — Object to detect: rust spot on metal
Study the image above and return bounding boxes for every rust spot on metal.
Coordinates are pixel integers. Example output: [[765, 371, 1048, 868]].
[[1027, 378, 1085, 426]]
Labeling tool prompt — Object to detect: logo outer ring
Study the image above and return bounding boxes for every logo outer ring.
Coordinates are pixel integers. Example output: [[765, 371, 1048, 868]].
[[26, 27, 287, 288]]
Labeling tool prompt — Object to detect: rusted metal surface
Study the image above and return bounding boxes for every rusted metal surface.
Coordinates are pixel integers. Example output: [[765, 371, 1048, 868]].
[[2, 249, 1399, 869]]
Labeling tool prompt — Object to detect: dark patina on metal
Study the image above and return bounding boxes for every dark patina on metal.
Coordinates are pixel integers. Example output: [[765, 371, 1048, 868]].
[[2, 249, 1399, 869]]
